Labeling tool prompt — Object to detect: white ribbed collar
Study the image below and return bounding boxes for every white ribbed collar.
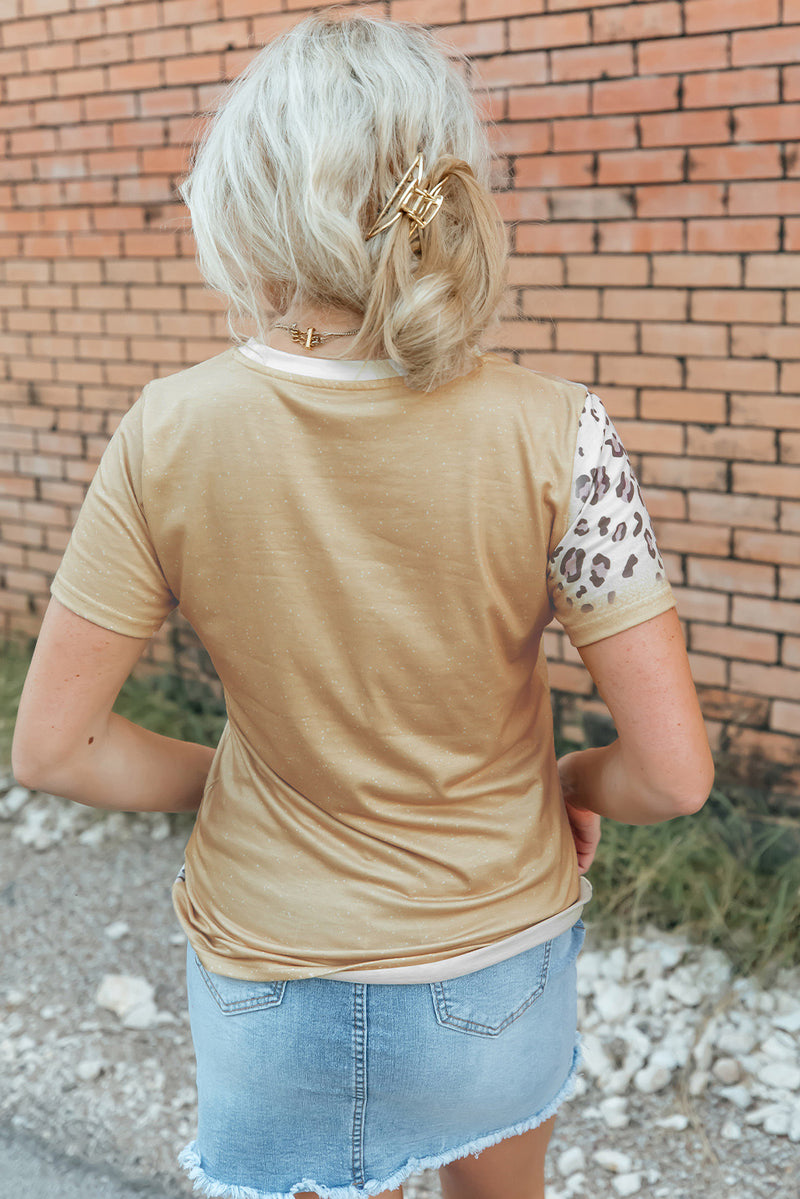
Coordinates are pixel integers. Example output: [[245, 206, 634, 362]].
[[239, 338, 405, 381]]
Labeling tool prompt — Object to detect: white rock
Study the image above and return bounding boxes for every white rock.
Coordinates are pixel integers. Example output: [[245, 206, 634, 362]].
[[764, 1108, 791, 1136], [746, 1102, 786, 1127], [5, 989, 25, 1007], [714, 1025, 757, 1056], [595, 982, 634, 1022], [95, 974, 159, 1029], [634, 1064, 672, 1094], [78, 822, 106, 847], [656, 941, 686, 970], [761, 1032, 796, 1060], [712, 1057, 741, 1084], [557, 1147, 586, 1177], [2, 786, 30, 815], [789, 1104, 800, 1143], [76, 1057, 106, 1082], [581, 1033, 614, 1079], [720, 1118, 742, 1140], [600, 946, 629, 982], [149, 813, 171, 841], [599, 1096, 630, 1129], [612, 1174, 642, 1197], [761, 1062, 800, 1091], [718, 1084, 753, 1110], [104, 921, 130, 941], [773, 1008, 800, 1034], [666, 974, 703, 1008], [593, 1149, 633, 1174], [655, 1114, 689, 1131]]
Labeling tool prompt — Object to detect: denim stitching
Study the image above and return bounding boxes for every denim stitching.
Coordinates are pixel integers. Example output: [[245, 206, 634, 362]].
[[195, 956, 286, 1014], [351, 983, 367, 1187], [430, 938, 552, 1036]]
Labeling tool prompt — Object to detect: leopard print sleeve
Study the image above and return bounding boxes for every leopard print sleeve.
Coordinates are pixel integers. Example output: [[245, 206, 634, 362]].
[[546, 390, 676, 648]]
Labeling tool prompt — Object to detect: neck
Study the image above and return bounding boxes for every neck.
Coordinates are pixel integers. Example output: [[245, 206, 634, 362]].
[[268, 303, 376, 359]]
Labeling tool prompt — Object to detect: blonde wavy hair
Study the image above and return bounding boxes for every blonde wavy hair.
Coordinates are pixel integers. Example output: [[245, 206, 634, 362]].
[[179, 10, 509, 392]]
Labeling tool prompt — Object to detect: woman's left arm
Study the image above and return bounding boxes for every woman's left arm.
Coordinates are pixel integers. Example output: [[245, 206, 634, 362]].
[[12, 597, 214, 812]]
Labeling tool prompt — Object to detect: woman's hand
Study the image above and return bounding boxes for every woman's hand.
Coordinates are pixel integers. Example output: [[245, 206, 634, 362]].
[[564, 797, 602, 875], [559, 751, 602, 873]]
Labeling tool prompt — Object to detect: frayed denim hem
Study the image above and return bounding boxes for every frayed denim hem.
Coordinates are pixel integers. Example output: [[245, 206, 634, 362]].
[[178, 1037, 581, 1199]]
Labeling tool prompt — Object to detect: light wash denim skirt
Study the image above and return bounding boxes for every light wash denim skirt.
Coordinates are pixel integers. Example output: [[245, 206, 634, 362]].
[[179, 918, 585, 1199]]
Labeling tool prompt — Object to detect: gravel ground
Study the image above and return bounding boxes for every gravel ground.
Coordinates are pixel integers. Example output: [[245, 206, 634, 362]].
[[1, 782, 797, 1199]]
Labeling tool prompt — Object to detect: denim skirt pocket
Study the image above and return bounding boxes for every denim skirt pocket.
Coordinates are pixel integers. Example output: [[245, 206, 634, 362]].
[[429, 936, 552, 1037], [193, 952, 287, 1016]]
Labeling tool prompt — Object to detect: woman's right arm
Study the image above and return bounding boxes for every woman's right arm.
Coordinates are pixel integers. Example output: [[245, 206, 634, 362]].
[[557, 606, 715, 826]]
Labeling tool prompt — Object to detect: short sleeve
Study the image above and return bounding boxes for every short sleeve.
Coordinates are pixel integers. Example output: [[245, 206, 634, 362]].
[[50, 387, 178, 638], [547, 390, 676, 647]]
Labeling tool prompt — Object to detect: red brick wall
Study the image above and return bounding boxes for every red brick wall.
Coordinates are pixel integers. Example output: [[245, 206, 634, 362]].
[[1, 1, 799, 795]]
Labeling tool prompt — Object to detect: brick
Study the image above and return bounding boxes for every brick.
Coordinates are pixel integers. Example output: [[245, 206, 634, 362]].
[[655, 519, 729, 555], [597, 148, 684, 187], [735, 104, 800, 143], [690, 492, 778, 532], [693, 622, 778, 663], [493, 321, 553, 351], [733, 463, 800, 500], [593, 2, 682, 43], [654, 255, 741, 289], [552, 114, 638, 152], [488, 122, 550, 157], [640, 486, 687, 520], [566, 254, 649, 286], [509, 12, 590, 51], [106, 2, 160, 35], [638, 456, 727, 491], [671, 586, 729, 623], [2, 17, 49, 47], [638, 183, 726, 219], [786, 221, 800, 252], [516, 223, 595, 254], [696, 686, 768, 724], [732, 25, 800, 68], [547, 661, 594, 696], [688, 218, 780, 253], [555, 320, 637, 354], [733, 595, 798, 635], [522, 289, 601, 322], [683, 67, 779, 110], [688, 556, 775, 596], [550, 42, 633, 83], [690, 426, 777, 462], [519, 351, 595, 379], [688, 144, 782, 184], [436, 20, 506, 57], [687, 0, 779, 33], [687, 358, 777, 393], [509, 83, 590, 121], [780, 432, 800, 465], [603, 289, 686, 322], [779, 567, 800, 600], [549, 188, 634, 220], [465, 0, 544, 15], [731, 394, 800, 430], [163, 0, 219, 23], [138, 88, 195, 117], [780, 500, 800, 533], [641, 390, 726, 424], [599, 354, 683, 388], [772, 701, 800, 737], [730, 662, 799, 702], [602, 224, 682, 255], [639, 34, 728, 76], [730, 181, 800, 216], [691, 289, 783, 324], [732, 325, 800, 360], [478, 52, 548, 90], [515, 154, 593, 189], [781, 363, 800, 394], [164, 53, 223, 87], [594, 75, 680, 116], [687, 652, 727, 686], [787, 65, 800, 103], [647, 325, 727, 362], [77, 35, 129, 68], [7, 72, 56, 102], [132, 27, 188, 61], [640, 109, 730, 148], [735, 529, 800, 567]]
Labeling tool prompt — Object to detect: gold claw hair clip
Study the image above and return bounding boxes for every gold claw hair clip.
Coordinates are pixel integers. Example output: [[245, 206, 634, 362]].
[[365, 153, 450, 243]]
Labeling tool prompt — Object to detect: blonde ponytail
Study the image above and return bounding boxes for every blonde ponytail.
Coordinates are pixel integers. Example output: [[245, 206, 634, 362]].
[[180, 12, 509, 392]]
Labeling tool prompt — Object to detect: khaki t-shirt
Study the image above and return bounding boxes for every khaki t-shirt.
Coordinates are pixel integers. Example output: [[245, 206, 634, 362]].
[[50, 347, 675, 980]]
